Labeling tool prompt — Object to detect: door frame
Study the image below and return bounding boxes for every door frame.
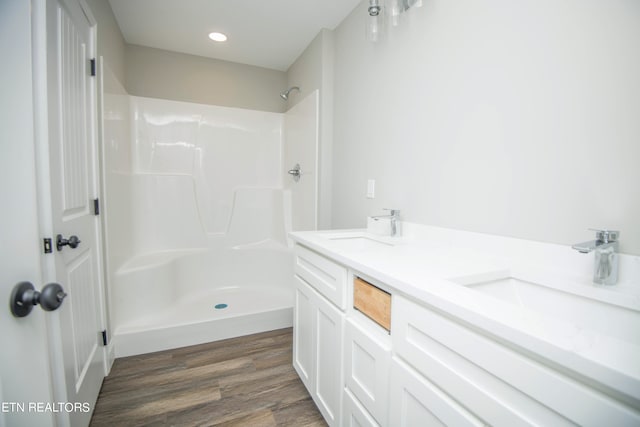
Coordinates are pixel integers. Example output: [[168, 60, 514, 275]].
[[32, 0, 109, 423], [31, 3, 66, 423]]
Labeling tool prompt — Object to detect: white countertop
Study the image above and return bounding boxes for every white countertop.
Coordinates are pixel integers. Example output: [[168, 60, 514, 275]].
[[289, 223, 640, 405]]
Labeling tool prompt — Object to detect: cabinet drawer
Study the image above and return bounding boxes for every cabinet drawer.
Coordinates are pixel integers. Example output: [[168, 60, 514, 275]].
[[389, 356, 483, 427], [343, 388, 380, 427], [353, 277, 391, 331], [392, 296, 639, 427], [295, 244, 348, 309]]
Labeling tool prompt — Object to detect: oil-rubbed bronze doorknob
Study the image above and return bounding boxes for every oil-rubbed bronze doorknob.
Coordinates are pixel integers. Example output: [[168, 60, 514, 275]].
[[56, 234, 81, 251], [10, 282, 67, 317]]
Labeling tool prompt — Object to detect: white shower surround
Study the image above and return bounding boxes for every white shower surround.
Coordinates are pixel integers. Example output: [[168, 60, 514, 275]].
[[102, 92, 315, 357]]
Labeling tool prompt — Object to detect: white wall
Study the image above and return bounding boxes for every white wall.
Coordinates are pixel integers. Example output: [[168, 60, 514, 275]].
[[332, 0, 640, 255]]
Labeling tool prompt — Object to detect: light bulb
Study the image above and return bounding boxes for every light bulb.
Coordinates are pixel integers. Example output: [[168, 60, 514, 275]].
[[208, 32, 227, 42]]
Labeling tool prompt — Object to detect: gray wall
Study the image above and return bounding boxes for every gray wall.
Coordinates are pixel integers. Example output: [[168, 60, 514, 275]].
[[85, 1, 286, 112], [125, 44, 287, 113], [86, 0, 126, 84], [286, 31, 324, 110], [286, 29, 335, 229], [332, 0, 640, 254]]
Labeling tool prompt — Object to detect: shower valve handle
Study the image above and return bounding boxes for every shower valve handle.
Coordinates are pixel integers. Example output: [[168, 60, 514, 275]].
[[288, 164, 301, 182]]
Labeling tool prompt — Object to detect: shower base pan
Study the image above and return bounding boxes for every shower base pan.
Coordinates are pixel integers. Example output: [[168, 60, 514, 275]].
[[112, 285, 293, 357]]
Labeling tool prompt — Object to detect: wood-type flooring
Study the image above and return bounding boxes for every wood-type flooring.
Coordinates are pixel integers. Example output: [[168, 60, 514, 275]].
[[90, 328, 326, 426]]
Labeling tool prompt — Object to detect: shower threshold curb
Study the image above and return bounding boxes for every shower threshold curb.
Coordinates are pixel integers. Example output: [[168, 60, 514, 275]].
[[112, 307, 293, 358]]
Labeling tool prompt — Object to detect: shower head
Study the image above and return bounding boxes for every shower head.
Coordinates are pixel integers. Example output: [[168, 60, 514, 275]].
[[280, 86, 300, 100]]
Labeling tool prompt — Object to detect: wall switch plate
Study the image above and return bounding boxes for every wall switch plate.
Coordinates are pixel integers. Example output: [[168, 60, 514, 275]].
[[367, 179, 375, 199]]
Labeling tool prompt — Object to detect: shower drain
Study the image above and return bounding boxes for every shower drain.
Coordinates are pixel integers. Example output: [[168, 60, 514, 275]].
[[214, 303, 228, 310]]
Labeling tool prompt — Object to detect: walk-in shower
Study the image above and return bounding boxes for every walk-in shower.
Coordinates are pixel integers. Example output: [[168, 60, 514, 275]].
[[101, 69, 318, 357], [280, 86, 300, 100]]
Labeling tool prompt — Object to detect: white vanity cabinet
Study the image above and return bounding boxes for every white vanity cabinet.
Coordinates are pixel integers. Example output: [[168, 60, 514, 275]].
[[391, 295, 640, 427], [293, 245, 347, 426], [292, 237, 640, 427]]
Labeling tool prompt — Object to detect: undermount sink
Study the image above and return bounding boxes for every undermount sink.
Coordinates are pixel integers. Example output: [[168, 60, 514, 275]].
[[323, 233, 395, 251], [462, 276, 640, 346]]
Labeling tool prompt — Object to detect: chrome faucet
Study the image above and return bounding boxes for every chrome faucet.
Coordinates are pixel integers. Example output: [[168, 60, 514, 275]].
[[371, 209, 400, 237], [572, 229, 619, 285]]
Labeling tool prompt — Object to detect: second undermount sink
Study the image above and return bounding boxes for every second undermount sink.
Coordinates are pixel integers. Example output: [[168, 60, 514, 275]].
[[460, 275, 640, 346]]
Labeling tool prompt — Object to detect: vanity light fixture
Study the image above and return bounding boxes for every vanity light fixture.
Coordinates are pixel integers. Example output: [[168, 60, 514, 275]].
[[208, 32, 228, 42], [366, 0, 384, 42], [367, 0, 422, 42], [368, 0, 382, 16]]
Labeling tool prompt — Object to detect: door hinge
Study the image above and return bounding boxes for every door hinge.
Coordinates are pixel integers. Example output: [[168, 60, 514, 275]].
[[93, 198, 100, 215], [43, 238, 53, 254], [90, 58, 96, 77], [101, 330, 108, 346]]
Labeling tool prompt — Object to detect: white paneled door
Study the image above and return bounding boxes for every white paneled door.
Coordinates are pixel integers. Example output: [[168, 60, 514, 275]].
[[47, 0, 106, 425], [1, 0, 106, 426], [0, 1, 57, 426]]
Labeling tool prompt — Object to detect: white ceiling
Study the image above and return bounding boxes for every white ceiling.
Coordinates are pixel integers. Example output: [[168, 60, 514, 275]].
[[109, 0, 362, 72]]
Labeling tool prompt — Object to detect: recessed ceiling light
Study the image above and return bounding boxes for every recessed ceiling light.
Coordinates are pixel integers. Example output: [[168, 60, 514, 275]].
[[208, 32, 227, 42]]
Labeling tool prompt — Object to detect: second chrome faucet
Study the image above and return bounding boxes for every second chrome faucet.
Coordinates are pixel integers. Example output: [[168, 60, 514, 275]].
[[572, 229, 620, 286], [371, 209, 400, 237]]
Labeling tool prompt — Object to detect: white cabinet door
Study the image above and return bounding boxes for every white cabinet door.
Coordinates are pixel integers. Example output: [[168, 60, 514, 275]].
[[344, 318, 391, 426], [293, 275, 344, 426], [389, 357, 484, 427], [293, 276, 315, 394], [314, 288, 344, 426]]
